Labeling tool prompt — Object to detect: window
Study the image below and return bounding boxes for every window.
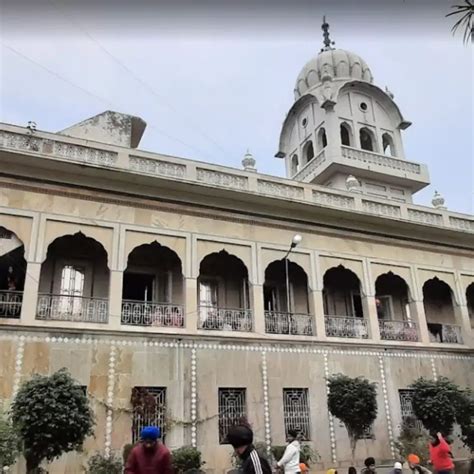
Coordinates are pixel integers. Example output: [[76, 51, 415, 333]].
[[360, 128, 375, 152], [218, 388, 247, 444], [59, 265, 85, 316], [131, 387, 167, 443], [399, 389, 423, 431], [318, 128, 327, 150], [376, 295, 393, 320], [340, 123, 351, 146], [382, 133, 396, 157], [303, 141, 314, 164], [283, 388, 311, 440], [359, 102, 368, 112], [291, 154, 299, 176]]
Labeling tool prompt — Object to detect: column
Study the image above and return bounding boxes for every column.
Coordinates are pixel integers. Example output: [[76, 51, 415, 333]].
[[310, 290, 327, 339], [185, 277, 198, 334], [409, 300, 430, 344], [362, 295, 381, 342], [454, 304, 473, 347], [252, 284, 266, 336], [20, 261, 41, 325], [108, 270, 123, 330]]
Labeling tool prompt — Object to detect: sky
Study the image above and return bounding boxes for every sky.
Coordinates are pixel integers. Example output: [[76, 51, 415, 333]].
[[1, 0, 473, 214]]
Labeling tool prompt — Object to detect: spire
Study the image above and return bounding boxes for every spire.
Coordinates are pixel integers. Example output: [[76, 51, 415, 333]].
[[321, 16, 335, 52]]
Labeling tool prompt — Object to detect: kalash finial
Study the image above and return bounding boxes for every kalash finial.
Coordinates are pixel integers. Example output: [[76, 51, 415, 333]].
[[321, 16, 336, 52]]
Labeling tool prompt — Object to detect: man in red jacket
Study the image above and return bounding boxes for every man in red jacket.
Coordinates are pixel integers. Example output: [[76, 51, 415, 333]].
[[429, 432, 454, 474], [125, 426, 172, 474]]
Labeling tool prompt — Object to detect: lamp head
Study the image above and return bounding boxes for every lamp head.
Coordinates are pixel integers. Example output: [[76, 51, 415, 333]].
[[291, 234, 302, 248]]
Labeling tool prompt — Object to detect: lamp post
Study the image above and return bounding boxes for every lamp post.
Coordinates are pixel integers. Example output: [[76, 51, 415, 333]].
[[284, 234, 302, 315]]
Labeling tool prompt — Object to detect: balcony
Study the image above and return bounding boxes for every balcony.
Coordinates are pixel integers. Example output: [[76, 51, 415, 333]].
[[428, 323, 463, 344], [325, 315, 369, 339], [36, 294, 108, 323], [264, 311, 313, 336], [121, 300, 184, 328], [379, 320, 419, 342], [198, 306, 253, 332], [0, 290, 22, 318]]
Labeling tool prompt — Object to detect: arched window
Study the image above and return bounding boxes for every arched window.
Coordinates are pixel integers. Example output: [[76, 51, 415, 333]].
[[303, 141, 314, 164], [340, 123, 352, 146], [360, 127, 375, 152], [318, 127, 328, 150], [290, 154, 299, 175], [382, 133, 396, 156]]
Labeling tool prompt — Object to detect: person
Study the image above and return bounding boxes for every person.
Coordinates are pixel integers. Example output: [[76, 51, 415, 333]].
[[407, 454, 432, 473], [361, 457, 376, 473], [125, 426, 172, 474], [277, 429, 301, 474], [299, 462, 309, 474], [226, 424, 272, 474], [348, 468, 357, 474], [326, 470, 338, 474], [388, 462, 403, 474], [429, 432, 454, 474]]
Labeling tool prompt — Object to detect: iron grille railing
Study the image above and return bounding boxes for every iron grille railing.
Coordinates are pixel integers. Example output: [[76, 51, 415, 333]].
[[379, 320, 419, 342], [399, 389, 424, 431], [218, 388, 247, 444], [264, 311, 314, 336], [0, 290, 22, 318], [428, 323, 463, 344], [325, 315, 369, 339], [198, 306, 253, 332], [36, 294, 108, 323], [283, 388, 311, 440], [131, 387, 166, 443], [121, 300, 184, 328]]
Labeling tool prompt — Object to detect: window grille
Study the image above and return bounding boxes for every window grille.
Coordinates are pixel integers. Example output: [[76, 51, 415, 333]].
[[218, 388, 247, 444], [399, 389, 423, 431], [283, 388, 311, 440], [131, 387, 167, 443]]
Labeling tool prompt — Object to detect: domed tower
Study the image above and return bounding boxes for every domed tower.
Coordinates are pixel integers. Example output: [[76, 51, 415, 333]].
[[276, 18, 430, 203]]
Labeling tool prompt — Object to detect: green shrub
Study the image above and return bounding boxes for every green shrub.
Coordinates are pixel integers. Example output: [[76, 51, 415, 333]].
[[0, 408, 19, 469], [87, 452, 122, 474], [172, 446, 205, 473], [394, 417, 430, 466]]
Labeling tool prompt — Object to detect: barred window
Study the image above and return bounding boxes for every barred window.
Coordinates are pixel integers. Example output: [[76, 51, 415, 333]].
[[283, 388, 311, 440], [131, 387, 167, 443], [399, 389, 423, 430], [218, 388, 247, 444]]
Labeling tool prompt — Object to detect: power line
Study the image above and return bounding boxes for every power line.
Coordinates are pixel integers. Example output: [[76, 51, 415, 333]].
[[1, 42, 218, 161], [47, 0, 241, 163]]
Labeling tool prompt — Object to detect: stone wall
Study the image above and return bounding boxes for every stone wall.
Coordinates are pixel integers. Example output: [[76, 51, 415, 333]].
[[1, 330, 472, 473]]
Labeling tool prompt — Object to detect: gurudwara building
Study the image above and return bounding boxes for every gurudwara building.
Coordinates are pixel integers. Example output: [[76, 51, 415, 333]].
[[0, 22, 473, 473]]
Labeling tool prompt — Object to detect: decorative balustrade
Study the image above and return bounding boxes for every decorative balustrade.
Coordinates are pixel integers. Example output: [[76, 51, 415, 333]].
[[198, 306, 253, 332], [341, 145, 421, 174], [428, 323, 463, 344], [379, 320, 419, 342], [293, 149, 326, 181], [36, 294, 108, 323], [264, 311, 314, 336], [325, 315, 369, 339], [0, 290, 22, 318], [121, 300, 184, 327]]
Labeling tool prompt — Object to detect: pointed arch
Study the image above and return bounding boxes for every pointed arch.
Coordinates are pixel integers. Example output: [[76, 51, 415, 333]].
[[318, 127, 328, 150], [360, 127, 376, 152], [382, 132, 396, 157], [290, 154, 299, 176], [302, 141, 315, 164], [340, 122, 353, 146]]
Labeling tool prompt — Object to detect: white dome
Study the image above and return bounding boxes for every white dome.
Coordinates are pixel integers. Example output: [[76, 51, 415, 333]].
[[294, 48, 374, 99]]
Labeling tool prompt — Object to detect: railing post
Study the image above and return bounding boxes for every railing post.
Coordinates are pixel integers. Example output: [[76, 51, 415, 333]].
[[108, 270, 123, 329], [310, 290, 326, 339], [185, 277, 198, 334], [20, 261, 41, 325]]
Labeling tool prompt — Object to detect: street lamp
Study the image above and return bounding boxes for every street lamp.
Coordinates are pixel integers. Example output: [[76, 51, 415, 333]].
[[284, 234, 302, 315]]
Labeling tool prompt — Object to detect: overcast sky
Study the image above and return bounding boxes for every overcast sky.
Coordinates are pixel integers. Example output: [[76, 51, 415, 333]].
[[1, 0, 472, 214]]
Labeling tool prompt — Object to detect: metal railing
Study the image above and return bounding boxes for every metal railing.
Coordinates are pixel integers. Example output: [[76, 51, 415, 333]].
[[379, 320, 419, 342], [325, 315, 369, 339], [428, 323, 463, 344], [121, 300, 184, 327], [0, 290, 22, 318], [198, 306, 253, 332], [264, 311, 314, 336], [36, 294, 108, 323]]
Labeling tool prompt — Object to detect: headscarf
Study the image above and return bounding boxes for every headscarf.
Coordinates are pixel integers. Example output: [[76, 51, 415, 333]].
[[326, 469, 337, 474], [141, 426, 161, 440], [408, 454, 420, 465]]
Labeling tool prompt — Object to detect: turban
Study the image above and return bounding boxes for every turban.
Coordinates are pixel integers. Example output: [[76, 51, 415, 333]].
[[141, 426, 161, 440]]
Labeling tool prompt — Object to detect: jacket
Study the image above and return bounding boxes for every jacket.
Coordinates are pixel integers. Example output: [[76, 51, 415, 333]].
[[125, 442, 172, 474], [239, 445, 272, 474], [277, 440, 301, 473], [429, 436, 454, 471]]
